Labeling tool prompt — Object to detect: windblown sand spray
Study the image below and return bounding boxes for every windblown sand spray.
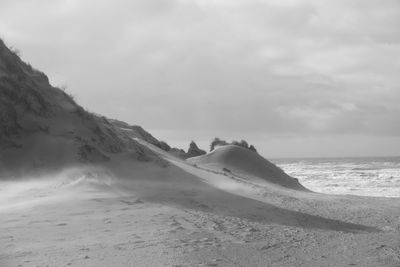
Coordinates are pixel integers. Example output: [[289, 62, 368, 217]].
[[0, 166, 121, 212]]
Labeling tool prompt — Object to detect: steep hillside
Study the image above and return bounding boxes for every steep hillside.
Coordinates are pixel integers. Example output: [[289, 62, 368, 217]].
[[0, 39, 157, 177], [109, 119, 206, 159], [188, 145, 307, 190], [109, 119, 171, 151]]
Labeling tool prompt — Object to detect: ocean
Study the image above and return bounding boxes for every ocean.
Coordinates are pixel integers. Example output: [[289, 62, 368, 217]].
[[271, 157, 400, 198]]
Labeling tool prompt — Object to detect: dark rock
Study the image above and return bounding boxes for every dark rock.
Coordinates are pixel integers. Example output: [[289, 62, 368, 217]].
[[186, 141, 206, 158]]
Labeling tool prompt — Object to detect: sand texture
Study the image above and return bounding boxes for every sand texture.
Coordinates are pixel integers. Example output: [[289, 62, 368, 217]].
[[1, 141, 399, 267]]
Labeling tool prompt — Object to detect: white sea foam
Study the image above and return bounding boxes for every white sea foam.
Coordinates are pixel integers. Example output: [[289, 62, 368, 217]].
[[272, 157, 400, 197]]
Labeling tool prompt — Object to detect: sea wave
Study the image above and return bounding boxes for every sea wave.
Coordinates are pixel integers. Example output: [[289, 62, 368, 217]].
[[272, 157, 400, 197]]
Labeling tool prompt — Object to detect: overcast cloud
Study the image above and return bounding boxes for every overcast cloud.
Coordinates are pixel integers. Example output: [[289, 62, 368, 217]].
[[1, 0, 399, 157]]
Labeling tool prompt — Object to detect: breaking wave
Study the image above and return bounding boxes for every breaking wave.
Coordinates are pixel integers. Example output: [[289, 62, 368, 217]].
[[272, 157, 400, 197]]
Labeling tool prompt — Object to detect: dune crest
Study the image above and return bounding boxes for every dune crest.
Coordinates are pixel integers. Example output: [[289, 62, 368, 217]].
[[0, 39, 162, 178], [189, 145, 308, 190]]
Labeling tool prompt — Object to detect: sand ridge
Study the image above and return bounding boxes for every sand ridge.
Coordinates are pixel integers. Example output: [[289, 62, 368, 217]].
[[2, 139, 399, 266]]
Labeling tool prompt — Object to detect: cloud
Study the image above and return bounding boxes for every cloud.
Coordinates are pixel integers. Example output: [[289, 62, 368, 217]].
[[0, 0, 399, 156]]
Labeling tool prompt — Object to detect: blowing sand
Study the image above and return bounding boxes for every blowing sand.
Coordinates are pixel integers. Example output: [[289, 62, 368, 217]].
[[1, 143, 399, 267]]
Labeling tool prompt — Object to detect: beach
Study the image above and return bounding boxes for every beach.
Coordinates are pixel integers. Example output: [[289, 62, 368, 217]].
[[1, 145, 399, 267]]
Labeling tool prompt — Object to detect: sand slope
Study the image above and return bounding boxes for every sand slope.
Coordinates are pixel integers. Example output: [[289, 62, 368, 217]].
[[0, 39, 160, 178], [188, 145, 307, 190], [1, 38, 400, 266], [1, 144, 400, 266]]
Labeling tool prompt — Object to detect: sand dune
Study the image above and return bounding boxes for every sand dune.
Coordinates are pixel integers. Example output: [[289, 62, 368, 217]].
[[1, 38, 400, 267], [0, 38, 162, 179], [188, 145, 307, 190], [1, 145, 400, 266]]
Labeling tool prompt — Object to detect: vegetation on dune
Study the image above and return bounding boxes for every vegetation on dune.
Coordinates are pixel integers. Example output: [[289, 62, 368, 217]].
[[186, 141, 206, 158], [0, 39, 159, 165], [210, 137, 257, 153]]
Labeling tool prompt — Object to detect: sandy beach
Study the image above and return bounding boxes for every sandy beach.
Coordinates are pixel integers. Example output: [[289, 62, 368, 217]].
[[1, 12, 400, 265], [1, 143, 399, 267]]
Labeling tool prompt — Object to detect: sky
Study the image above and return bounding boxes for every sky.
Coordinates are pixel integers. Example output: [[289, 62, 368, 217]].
[[1, 0, 399, 158]]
